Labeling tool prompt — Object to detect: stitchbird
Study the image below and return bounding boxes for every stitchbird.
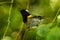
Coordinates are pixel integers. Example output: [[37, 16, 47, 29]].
[[19, 9, 44, 40], [20, 9, 44, 27]]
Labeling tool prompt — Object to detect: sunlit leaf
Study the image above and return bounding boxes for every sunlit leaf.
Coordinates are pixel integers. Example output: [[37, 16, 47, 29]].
[[46, 26, 60, 40]]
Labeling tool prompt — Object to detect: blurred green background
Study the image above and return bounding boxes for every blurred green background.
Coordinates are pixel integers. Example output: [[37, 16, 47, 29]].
[[0, 0, 60, 40]]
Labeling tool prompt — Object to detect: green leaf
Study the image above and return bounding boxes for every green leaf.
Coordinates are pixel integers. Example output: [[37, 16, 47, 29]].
[[57, 15, 60, 26], [23, 28, 37, 40], [1, 36, 13, 40], [46, 27, 60, 40], [10, 8, 22, 31], [36, 23, 53, 40]]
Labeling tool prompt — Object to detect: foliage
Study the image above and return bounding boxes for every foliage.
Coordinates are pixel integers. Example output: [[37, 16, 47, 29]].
[[0, 0, 60, 40]]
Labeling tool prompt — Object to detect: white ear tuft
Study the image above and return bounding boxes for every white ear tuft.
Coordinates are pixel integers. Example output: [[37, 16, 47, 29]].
[[26, 10, 29, 12]]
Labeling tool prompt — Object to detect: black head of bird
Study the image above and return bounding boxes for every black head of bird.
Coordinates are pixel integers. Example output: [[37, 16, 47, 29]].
[[20, 9, 44, 27], [20, 9, 30, 23]]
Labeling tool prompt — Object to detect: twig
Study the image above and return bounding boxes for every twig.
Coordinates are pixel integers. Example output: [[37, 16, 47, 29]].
[[26, 0, 30, 10], [15, 22, 24, 40], [52, 8, 60, 23], [0, 2, 13, 4], [2, 0, 13, 39]]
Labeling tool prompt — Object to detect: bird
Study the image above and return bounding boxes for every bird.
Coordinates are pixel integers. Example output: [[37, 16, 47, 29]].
[[19, 9, 44, 40], [20, 9, 44, 27]]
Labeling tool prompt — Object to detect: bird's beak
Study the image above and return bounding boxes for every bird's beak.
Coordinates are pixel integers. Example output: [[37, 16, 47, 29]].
[[27, 15, 32, 19]]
